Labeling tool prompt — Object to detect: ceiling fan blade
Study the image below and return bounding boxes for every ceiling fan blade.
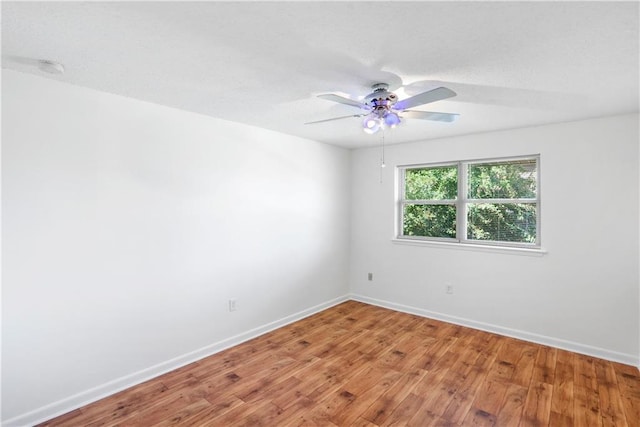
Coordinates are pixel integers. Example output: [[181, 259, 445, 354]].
[[318, 93, 369, 110], [395, 87, 457, 111], [305, 114, 366, 125], [402, 110, 459, 123]]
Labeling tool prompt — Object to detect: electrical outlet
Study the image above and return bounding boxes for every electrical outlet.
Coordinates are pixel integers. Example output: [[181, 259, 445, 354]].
[[367, 272, 373, 281], [446, 284, 454, 294], [228, 299, 237, 312]]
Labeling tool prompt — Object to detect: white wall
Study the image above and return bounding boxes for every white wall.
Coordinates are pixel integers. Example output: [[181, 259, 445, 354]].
[[350, 114, 640, 364], [1, 70, 351, 424]]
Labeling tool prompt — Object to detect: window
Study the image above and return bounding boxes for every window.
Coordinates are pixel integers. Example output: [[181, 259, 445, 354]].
[[398, 156, 539, 248]]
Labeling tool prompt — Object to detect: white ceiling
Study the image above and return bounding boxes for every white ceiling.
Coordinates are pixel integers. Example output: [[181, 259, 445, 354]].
[[2, 1, 638, 149]]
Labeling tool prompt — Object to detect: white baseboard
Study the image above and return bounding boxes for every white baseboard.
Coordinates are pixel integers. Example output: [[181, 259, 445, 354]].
[[350, 293, 639, 367], [3, 295, 350, 427]]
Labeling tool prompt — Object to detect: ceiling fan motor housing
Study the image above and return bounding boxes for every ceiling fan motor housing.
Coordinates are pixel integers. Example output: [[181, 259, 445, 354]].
[[364, 83, 398, 115]]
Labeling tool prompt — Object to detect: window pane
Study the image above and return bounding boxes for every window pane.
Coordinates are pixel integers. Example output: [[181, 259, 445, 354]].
[[405, 166, 457, 200], [403, 204, 456, 238], [468, 159, 537, 199], [467, 203, 537, 243]]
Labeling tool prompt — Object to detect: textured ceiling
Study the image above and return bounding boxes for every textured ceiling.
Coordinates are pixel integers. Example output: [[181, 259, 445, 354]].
[[2, 1, 638, 149]]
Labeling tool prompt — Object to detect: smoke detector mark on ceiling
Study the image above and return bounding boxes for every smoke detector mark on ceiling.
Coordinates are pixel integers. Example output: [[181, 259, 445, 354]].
[[38, 60, 65, 75]]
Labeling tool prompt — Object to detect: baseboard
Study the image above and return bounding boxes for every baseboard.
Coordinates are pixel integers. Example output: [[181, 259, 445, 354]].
[[350, 293, 638, 367], [3, 294, 350, 427]]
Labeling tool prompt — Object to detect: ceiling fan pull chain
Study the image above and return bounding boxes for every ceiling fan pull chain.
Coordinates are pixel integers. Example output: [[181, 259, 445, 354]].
[[381, 131, 386, 169], [380, 130, 386, 184]]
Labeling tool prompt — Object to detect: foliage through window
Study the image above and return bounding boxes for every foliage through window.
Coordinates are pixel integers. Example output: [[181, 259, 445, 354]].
[[399, 157, 539, 247]]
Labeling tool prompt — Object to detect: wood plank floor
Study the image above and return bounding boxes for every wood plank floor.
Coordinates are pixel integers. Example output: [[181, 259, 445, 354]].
[[39, 301, 640, 426]]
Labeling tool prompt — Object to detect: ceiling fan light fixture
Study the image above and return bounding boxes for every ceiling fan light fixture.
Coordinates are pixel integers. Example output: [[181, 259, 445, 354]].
[[362, 115, 382, 134], [383, 111, 401, 128]]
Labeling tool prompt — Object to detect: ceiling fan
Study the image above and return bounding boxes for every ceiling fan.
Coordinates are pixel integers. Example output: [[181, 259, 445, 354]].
[[306, 83, 459, 134]]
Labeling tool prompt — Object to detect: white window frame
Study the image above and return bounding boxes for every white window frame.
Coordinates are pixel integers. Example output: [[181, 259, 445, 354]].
[[397, 155, 540, 249]]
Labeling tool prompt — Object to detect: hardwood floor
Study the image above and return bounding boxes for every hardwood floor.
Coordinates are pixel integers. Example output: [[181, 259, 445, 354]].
[[39, 301, 640, 426]]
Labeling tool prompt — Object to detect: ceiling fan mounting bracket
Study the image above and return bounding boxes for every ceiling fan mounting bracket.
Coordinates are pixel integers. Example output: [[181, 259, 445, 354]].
[[371, 83, 389, 92]]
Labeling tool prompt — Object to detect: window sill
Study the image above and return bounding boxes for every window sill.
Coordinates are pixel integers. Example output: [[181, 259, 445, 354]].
[[391, 238, 548, 256]]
